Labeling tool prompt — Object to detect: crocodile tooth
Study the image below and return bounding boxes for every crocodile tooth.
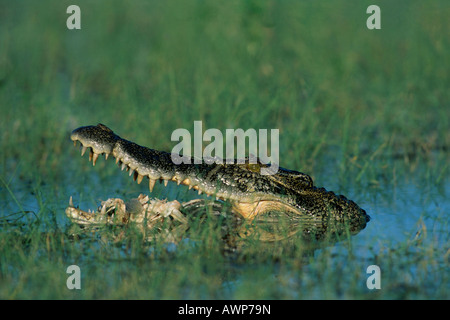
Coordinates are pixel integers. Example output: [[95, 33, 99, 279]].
[[105, 153, 109, 160], [198, 189, 202, 195], [81, 146, 87, 156], [129, 168, 135, 176], [172, 176, 181, 185], [163, 179, 168, 187], [115, 157, 120, 164], [73, 141, 77, 147], [69, 196, 74, 207], [149, 178, 156, 192], [188, 185, 193, 190], [137, 174, 144, 184], [92, 153, 99, 166], [101, 204, 106, 215], [121, 162, 127, 171]]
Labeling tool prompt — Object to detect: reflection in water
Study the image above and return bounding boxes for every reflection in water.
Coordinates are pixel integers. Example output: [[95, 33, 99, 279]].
[[1, 176, 447, 298], [65, 195, 370, 258]]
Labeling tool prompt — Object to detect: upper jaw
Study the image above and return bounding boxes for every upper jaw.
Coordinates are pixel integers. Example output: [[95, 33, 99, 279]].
[[71, 124, 285, 208], [71, 124, 118, 157]]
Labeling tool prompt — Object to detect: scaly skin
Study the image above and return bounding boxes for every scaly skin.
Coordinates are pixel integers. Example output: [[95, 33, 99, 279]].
[[68, 124, 370, 239]]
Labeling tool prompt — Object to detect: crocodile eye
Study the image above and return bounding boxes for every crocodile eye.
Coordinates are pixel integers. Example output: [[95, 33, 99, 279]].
[[247, 163, 260, 172], [106, 207, 116, 216]]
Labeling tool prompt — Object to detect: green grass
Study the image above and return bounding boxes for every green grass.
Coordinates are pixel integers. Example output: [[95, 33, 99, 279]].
[[0, 0, 448, 299]]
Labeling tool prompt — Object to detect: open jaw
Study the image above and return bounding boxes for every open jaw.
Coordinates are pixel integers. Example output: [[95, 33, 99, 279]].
[[66, 124, 370, 242]]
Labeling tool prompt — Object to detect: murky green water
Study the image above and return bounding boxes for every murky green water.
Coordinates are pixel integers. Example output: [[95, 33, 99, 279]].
[[1, 154, 448, 299]]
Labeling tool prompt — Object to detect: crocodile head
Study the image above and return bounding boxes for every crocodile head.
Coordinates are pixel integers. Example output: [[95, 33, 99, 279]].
[[69, 124, 369, 240]]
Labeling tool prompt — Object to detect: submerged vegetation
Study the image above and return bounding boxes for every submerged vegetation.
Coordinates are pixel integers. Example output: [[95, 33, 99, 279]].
[[0, 0, 448, 299]]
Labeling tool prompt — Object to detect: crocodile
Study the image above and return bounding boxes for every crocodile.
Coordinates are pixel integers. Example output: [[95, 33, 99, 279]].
[[66, 124, 370, 243]]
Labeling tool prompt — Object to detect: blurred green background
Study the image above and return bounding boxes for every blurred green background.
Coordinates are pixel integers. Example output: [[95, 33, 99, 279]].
[[0, 0, 448, 299], [1, 0, 448, 179]]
